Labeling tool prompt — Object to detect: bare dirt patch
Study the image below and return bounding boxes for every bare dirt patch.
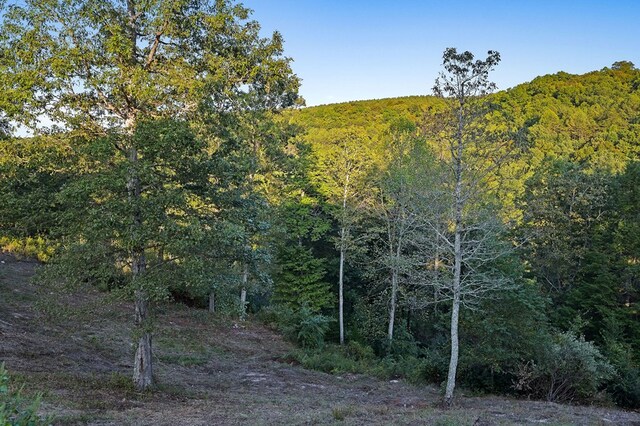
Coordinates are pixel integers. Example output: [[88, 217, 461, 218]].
[[2, 251, 639, 425]]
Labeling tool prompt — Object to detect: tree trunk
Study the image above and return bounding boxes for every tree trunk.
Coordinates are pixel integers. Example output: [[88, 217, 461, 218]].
[[240, 264, 248, 320], [388, 268, 398, 342], [444, 110, 465, 407], [444, 230, 462, 407], [133, 288, 153, 390], [208, 291, 215, 313], [127, 133, 153, 389], [388, 236, 403, 343], [338, 228, 346, 345]]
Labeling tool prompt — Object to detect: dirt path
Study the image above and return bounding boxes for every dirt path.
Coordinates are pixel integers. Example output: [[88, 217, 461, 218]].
[[1, 252, 639, 425]]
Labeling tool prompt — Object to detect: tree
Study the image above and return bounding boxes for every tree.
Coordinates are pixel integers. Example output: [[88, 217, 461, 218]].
[[426, 48, 516, 406], [312, 127, 375, 345], [371, 122, 434, 342], [0, 0, 299, 389], [272, 190, 332, 314], [521, 160, 610, 304]]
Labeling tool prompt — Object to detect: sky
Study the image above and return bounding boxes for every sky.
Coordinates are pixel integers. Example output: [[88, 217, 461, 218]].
[[243, 0, 640, 107]]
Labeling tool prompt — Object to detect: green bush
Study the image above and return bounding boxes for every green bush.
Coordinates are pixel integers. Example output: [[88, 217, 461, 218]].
[[289, 342, 432, 385], [344, 341, 375, 361], [602, 338, 640, 408], [297, 308, 332, 349], [294, 347, 364, 374], [514, 332, 614, 402], [0, 236, 54, 262], [266, 305, 332, 349], [0, 363, 51, 425]]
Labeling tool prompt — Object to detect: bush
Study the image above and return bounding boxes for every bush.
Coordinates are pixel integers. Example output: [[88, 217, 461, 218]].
[[0, 236, 54, 262], [602, 338, 640, 409], [265, 305, 332, 349], [0, 363, 51, 425], [289, 342, 433, 385], [514, 332, 614, 402], [297, 307, 333, 349], [293, 347, 364, 374]]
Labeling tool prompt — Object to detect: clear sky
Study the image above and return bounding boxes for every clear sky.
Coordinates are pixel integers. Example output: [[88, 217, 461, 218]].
[[244, 0, 640, 107]]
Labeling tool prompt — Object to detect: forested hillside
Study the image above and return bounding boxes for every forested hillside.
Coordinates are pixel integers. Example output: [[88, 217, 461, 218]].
[[281, 62, 640, 407], [0, 1, 638, 418]]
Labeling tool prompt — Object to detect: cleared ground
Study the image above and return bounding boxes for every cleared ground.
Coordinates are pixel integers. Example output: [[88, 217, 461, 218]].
[[1, 252, 639, 425]]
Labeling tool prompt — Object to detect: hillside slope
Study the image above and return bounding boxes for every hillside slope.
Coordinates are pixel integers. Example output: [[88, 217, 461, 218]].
[[289, 64, 640, 172], [1, 252, 639, 425]]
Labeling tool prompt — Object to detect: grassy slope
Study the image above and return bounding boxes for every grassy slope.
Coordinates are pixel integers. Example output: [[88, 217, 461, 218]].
[[1, 252, 639, 425]]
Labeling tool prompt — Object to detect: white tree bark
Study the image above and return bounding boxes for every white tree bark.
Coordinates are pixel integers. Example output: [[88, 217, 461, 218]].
[[444, 99, 465, 407], [338, 169, 350, 346], [388, 268, 398, 342], [240, 263, 248, 320], [208, 291, 215, 313], [444, 229, 462, 406], [338, 233, 345, 345]]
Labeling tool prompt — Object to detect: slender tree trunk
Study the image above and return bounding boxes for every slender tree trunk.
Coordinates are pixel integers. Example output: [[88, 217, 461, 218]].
[[208, 291, 215, 313], [388, 268, 398, 341], [338, 172, 350, 346], [444, 105, 465, 407], [338, 227, 345, 345], [444, 229, 462, 406], [388, 234, 402, 342], [240, 263, 248, 319]]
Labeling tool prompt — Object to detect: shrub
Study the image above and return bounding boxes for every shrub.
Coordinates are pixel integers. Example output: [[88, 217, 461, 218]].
[[297, 307, 332, 349], [266, 304, 332, 349], [293, 347, 363, 374], [0, 363, 51, 425], [602, 338, 640, 409], [514, 332, 614, 402], [0, 236, 54, 262]]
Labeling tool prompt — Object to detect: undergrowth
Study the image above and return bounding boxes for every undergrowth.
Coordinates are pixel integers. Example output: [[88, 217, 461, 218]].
[[284, 341, 433, 385]]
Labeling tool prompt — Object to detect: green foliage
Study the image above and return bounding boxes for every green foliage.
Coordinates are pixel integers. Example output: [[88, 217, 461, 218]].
[[514, 332, 614, 402], [0, 237, 54, 262], [458, 280, 551, 393], [2, 22, 640, 408], [0, 363, 51, 426], [289, 342, 433, 385], [0, 136, 74, 260], [271, 179, 332, 313], [272, 242, 331, 313], [268, 305, 332, 349], [603, 338, 640, 408]]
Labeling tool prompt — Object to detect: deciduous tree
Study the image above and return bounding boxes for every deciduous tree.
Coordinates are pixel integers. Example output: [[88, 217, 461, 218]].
[[426, 48, 516, 406], [0, 0, 299, 389]]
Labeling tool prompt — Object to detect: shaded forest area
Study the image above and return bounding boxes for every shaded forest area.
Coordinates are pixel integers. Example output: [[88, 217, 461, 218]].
[[0, 0, 639, 422]]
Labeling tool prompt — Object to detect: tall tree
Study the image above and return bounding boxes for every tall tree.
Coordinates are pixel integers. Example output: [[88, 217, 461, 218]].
[[427, 48, 516, 406], [371, 122, 434, 342], [0, 0, 299, 389], [312, 128, 375, 345]]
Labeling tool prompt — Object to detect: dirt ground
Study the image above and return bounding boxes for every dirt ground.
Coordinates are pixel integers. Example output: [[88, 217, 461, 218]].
[[1, 251, 640, 425]]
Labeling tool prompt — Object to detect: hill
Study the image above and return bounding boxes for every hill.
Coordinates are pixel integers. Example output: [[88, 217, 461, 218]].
[[1, 251, 639, 425], [290, 64, 640, 173]]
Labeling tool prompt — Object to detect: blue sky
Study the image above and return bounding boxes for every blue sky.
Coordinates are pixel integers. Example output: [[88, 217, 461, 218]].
[[244, 0, 640, 106]]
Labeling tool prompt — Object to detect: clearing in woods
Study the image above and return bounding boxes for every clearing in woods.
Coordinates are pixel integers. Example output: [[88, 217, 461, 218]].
[[1, 252, 639, 425]]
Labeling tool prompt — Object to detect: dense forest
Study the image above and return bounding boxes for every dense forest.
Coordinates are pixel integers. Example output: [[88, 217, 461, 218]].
[[0, 0, 638, 419]]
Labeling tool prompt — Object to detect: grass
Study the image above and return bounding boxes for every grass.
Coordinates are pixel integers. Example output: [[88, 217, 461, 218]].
[[2, 252, 639, 425], [332, 405, 355, 421], [157, 353, 209, 367]]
